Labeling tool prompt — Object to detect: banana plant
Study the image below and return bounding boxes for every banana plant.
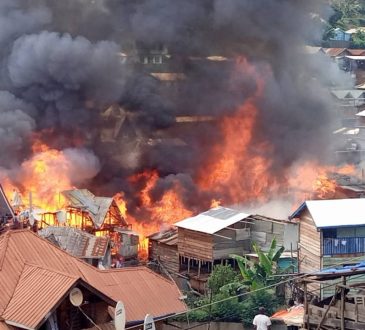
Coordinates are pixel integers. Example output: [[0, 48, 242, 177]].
[[230, 237, 285, 290]]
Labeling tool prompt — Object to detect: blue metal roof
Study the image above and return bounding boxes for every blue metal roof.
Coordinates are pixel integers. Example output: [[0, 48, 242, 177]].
[[316, 261, 365, 276]]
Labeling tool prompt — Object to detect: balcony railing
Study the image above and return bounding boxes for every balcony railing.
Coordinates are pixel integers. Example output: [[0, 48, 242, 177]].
[[323, 237, 365, 255]]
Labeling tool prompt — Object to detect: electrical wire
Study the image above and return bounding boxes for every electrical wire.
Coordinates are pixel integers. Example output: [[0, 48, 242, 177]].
[[78, 306, 102, 330], [125, 254, 365, 329]]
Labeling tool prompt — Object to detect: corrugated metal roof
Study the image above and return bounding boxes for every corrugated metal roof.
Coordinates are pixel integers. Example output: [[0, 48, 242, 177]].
[[3, 264, 78, 329], [324, 48, 347, 57], [174, 206, 250, 234], [148, 227, 178, 245], [0, 322, 15, 329], [62, 189, 127, 228], [357, 110, 365, 117], [347, 49, 365, 56], [0, 230, 186, 326], [290, 199, 365, 228], [346, 55, 365, 60], [39, 226, 109, 259], [271, 307, 304, 327], [331, 89, 365, 99]]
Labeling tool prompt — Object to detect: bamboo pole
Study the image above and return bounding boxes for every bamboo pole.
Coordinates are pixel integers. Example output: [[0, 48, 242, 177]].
[[341, 276, 346, 330]]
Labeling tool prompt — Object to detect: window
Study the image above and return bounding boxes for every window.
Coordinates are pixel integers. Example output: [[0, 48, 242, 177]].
[[142, 56, 149, 64], [152, 55, 163, 64]]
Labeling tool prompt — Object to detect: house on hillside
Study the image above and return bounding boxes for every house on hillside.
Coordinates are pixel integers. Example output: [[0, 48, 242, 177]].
[[328, 28, 351, 48], [172, 206, 298, 292], [290, 199, 365, 297], [0, 230, 186, 330]]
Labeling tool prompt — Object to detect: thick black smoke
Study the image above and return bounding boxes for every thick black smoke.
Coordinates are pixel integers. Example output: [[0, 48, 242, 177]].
[[0, 0, 352, 215]]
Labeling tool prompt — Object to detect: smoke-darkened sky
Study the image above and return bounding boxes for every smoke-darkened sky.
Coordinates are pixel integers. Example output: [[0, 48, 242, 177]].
[[0, 0, 353, 214]]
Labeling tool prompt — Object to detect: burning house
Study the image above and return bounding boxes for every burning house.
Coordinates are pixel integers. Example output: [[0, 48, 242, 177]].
[[0, 1, 359, 290], [39, 226, 111, 268], [38, 189, 138, 262]]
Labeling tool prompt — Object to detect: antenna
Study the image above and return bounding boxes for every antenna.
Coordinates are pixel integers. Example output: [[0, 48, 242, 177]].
[[69, 288, 83, 307], [115, 301, 126, 330], [143, 314, 155, 330], [29, 192, 34, 226]]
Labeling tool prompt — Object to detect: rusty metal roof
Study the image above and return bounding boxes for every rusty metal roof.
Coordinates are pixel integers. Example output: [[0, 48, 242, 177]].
[[62, 189, 127, 228], [3, 264, 78, 329], [39, 226, 109, 259], [323, 48, 347, 57], [0, 230, 186, 328]]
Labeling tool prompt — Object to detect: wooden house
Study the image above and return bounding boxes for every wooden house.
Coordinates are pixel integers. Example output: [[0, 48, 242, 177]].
[[290, 199, 365, 297], [174, 207, 251, 290], [148, 227, 179, 276], [39, 226, 111, 268]]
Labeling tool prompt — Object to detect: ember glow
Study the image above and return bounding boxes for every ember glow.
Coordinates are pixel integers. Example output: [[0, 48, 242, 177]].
[[0, 57, 354, 236], [197, 58, 278, 205], [0, 55, 356, 255]]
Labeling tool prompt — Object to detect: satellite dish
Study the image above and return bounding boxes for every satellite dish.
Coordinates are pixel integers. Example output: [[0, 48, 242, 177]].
[[69, 288, 83, 307], [56, 210, 66, 223], [115, 301, 126, 330], [143, 314, 155, 330]]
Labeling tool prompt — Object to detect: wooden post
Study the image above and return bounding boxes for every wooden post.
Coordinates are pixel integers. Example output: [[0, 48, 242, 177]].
[[341, 276, 346, 330], [316, 287, 339, 330], [304, 282, 309, 330], [187, 258, 190, 274], [198, 260, 201, 278]]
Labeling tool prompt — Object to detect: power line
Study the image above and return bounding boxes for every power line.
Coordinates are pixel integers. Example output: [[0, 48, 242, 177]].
[[125, 255, 365, 329]]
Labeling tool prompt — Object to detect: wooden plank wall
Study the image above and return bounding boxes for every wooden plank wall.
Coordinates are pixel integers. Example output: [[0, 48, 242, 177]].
[[178, 228, 213, 261], [299, 210, 321, 274], [159, 244, 179, 274], [298, 210, 321, 295], [149, 241, 180, 274]]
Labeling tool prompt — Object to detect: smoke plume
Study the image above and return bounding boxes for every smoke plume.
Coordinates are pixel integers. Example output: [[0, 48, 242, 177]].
[[0, 0, 353, 219]]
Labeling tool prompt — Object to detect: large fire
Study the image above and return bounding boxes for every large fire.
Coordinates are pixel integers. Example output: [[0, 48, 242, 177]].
[[0, 56, 358, 257]]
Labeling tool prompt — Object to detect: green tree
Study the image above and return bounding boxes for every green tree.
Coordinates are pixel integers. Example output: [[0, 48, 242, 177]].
[[207, 264, 239, 295], [351, 30, 365, 48], [331, 0, 362, 29], [230, 237, 285, 290]]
